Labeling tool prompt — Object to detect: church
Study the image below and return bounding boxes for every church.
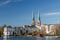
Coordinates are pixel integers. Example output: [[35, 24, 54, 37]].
[[31, 10, 41, 30]]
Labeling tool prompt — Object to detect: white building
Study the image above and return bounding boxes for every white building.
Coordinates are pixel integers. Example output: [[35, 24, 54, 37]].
[[49, 25, 56, 35], [3, 27, 13, 36], [43, 24, 56, 35]]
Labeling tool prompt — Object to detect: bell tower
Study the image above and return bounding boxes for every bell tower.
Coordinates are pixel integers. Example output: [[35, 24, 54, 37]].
[[37, 10, 41, 27], [31, 11, 35, 26]]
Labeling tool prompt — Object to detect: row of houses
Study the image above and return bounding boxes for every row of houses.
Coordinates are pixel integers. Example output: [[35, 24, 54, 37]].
[[3, 24, 60, 36], [3, 25, 40, 36]]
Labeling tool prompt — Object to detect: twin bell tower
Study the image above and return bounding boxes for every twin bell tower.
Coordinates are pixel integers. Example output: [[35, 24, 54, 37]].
[[31, 10, 41, 27]]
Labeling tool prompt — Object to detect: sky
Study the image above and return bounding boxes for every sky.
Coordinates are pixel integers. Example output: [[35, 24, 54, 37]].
[[0, 0, 60, 26]]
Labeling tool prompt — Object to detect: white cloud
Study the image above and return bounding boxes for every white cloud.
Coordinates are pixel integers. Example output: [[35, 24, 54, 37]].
[[44, 12, 60, 16], [0, 0, 23, 6], [0, 0, 11, 6]]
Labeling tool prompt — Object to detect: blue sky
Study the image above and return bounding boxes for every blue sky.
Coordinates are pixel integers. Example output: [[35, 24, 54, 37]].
[[0, 0, 60, 26]]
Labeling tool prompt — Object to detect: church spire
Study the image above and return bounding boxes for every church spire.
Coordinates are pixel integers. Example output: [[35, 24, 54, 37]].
[[32, 11, 34, 21], [32, 11, 35, 26], [37, 10, 41, 26], [38, 10, 40, 22]]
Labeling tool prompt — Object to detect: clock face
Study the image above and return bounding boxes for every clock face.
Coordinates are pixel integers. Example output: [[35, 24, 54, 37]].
[[37, 22, 41, 26], [32, 21, 35, 25]]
